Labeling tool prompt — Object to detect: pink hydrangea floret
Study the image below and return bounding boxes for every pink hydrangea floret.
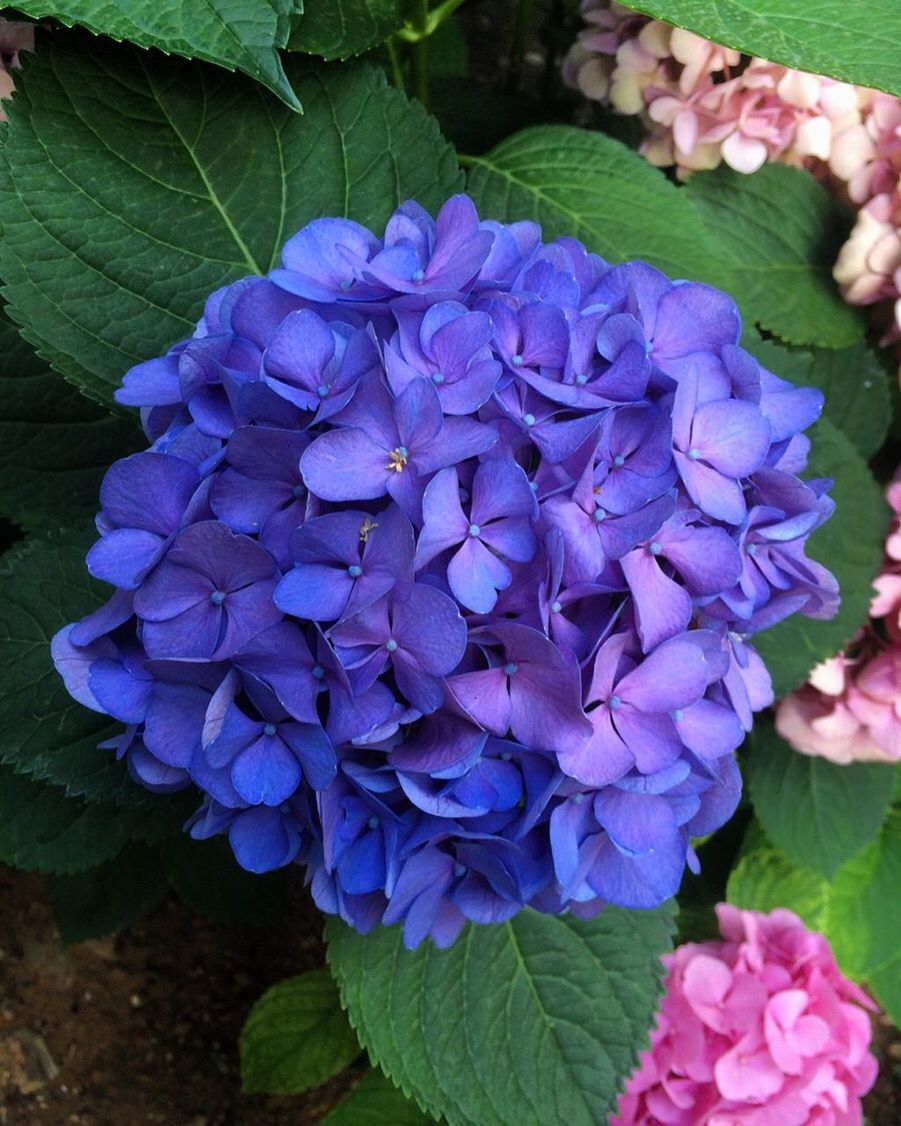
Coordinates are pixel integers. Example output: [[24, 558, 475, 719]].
[[611, 904, 878, 1125], [0, 17, 34, 122], [776, 471, 901, 765]]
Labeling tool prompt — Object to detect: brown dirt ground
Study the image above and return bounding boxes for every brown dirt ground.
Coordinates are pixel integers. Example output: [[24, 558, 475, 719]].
[[0, 867, 356, 1125], [1, 865, 899, 1125]]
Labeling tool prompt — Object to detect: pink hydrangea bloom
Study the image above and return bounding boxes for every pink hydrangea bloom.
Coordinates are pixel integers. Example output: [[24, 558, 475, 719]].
[[0, 17, 34, 123], [776, 471, 901, 764], [563, 1, 864, 179], [611, 904, 878, 1125]]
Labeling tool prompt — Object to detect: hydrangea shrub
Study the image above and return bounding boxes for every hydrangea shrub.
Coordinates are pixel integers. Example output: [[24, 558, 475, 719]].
[[0, 2, 897, 1122]]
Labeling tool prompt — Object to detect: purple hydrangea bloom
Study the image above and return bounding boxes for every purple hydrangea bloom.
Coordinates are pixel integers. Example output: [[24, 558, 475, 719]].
[[55, 194, 837, 948]]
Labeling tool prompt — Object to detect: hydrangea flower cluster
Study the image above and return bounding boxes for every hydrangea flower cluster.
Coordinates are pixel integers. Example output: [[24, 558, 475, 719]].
[[777, 470, 901, 765], [0, 17, 34, 121], [54, 194, 837, 948], [563, 1, 864, 177], [611, 904, 878, 1125]]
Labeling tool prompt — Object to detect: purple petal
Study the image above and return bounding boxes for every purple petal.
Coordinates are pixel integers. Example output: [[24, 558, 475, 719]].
[[231, 734, 303, 806], [300, 429, 392, 502], [621, 549, 692, 652], [691, 400, 771, 477], [87, 529, 165, 590]]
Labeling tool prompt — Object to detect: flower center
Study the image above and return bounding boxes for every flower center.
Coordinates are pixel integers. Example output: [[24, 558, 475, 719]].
[[292, 484, 306, 498], [688, 447, 701, 461], [593, 508, 607, 523], [468, 523, 481, 538], [608, 695, 622, 710], [386, 638, 398, 652], [522, 413, 536, 427], [210, 590, 226, 606], [511, 353, 524, 366], [551, 600, 562, 614], [504, 662, 518, 676], [348, 564, 363, 578], [575, 373, 588, 385], [368, 815, 380, 830], [412, 269, 425, 284], [317, 383, 329, 398], [613, 455, 625, 467], [650, 542, 662, 556], [454, 862, 467, 877], [432, 371, 445, 385], [386, 446, 409, 473], [311, 664, 325, 680], [263, 723, 277, 736]]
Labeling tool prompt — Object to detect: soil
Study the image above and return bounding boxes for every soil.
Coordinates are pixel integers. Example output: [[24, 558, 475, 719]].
[[1, 865, 899, 1126], [0, 867, 356, 1125]]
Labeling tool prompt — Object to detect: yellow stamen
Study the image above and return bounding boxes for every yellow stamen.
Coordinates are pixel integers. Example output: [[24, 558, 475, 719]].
[[359, 517, 379, 542], [386, 447, 408, 473]]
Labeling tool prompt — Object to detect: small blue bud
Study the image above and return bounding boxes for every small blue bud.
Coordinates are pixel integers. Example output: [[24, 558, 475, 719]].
[[649, 542, 662, 556], [453, 862, 467, 878], [210, 590, 226, 606], [312, 665, 325, 680], [522, 413, 536, 427], [348, 564, 363, 578], [504, 662, 518, 676], [613, 454, 625, 467], [551, 600, 562, 614], [386, 638, 398, 652], [432, 371, 445, 385], [468, 523, 480, 537], [511, 353, 524, 366], [412, 269, 425, 283], [688, 447, 701, 461], [368, 816, 380, 830], [608, 695, 622, 710], [263, 723, 277, 737]]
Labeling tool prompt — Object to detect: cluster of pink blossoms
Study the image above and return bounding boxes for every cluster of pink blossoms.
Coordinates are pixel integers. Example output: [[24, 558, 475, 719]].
[[564, 2, 901, 370], [777, 472, 901, 764], [0, 18, 33, 122], [611, 904, 878, 1126]]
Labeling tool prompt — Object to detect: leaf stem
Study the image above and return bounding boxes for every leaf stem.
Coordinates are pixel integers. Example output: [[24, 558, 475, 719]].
[[407, 0, 430, 107], [386, 36, 406, 91]]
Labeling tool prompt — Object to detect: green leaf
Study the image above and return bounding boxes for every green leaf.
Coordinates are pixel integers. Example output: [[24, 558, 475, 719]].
[[165, 835, 287, 927], [50, 843, 168, 943], [0, 41, 462, 404], [616, 1, 901, 97], [743, 336, 892, 459], [0, 533, 153, 806], [726, 848, 831, 932], [288, 0, 402, 60], [466, 125, 722, 281], [752, 418, 887, 695], [240, 969, 361, 1094], [684, 165, 865, 348], [746, 720, 895, 879], [0, 763, 190, 874], [323, 1069, 438, 1126], [14, 1, 303, 109], [326, 905, 676, 1126], [0, 312, 141, 531], [826, 810, 901, 978]]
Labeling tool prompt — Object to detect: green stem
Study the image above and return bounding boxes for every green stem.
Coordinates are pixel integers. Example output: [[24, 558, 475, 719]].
[[507, 0, 534, 92], [407, 0, 430, 107], [386, 36, 406, 91]]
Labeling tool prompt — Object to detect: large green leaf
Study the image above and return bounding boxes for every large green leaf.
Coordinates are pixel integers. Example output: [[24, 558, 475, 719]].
[[165, 835, 287, 927], [326, 905, 675, 1126], [14, 1, 303, 108], [323, 1069, 438, 1125], [240, 969, 361, 1094], [726, 847, 831, 932], [0, 41, 462, 404], [0, 312, 141, 531], [49, 843, 169, 943], [827, 809, 901, 1023], [753, 419, 887, 695], [466, 125, 722, 281], [0, 762, 188, 874], [746, 720, 895, 879], [0, 533, 152, 806], [743, 336, 892, 460], [617, 1, 901, 97], [684, 165, 864, 348], [288, 0, 402, 60]]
